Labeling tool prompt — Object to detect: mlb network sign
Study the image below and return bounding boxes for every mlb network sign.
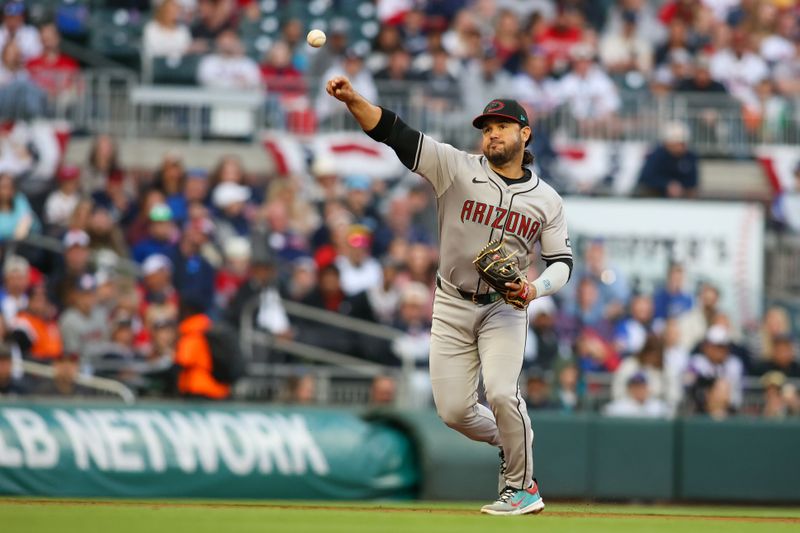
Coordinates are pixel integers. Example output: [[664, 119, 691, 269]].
[[0, 404, 415, 499]]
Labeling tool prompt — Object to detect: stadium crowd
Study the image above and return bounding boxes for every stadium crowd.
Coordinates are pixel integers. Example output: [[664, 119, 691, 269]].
[[0, 0, 797, 420]]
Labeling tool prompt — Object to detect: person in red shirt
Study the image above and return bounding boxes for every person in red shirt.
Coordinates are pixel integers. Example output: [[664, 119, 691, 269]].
[[535, 6, 585, 75], [25, 22, 78, 99]]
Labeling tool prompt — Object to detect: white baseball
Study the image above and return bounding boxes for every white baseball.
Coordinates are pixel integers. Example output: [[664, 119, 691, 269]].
[[307, 29, 327, 48]]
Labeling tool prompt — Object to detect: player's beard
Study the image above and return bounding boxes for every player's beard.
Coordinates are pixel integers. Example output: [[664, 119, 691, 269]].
[[484, 135, 523, 168]]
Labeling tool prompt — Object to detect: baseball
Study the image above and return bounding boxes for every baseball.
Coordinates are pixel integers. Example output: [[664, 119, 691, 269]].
[[306, 29, 327, 48]]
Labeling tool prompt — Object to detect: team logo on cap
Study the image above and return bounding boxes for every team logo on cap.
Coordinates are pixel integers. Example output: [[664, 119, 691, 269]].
[[485, 100, 505, 112]]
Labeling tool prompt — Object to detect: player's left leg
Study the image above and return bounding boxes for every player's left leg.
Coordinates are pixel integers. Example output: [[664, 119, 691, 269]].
[[476, 303, 543, 515]]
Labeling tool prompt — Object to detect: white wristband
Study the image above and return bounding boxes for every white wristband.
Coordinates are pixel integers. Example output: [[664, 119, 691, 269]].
[[531, 261, 571, 298]]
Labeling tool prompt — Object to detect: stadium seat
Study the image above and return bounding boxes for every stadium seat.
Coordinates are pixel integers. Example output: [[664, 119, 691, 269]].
[[152, 54, 202, 86]]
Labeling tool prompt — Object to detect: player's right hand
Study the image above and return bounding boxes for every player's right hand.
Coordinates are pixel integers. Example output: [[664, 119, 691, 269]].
[[326, 76, 356, 103]]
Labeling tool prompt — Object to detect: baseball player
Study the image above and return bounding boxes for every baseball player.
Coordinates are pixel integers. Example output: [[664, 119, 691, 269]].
[[326, 77, 573, 515]]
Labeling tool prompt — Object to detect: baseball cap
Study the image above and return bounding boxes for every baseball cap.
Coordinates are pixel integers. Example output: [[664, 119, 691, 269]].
[[628, 372, 648, 386], [149, 203, 173, 222], [4, 2, 24, 16], [74, 273, 97, 292], [212, 182, 251, 209], [224, 236, 252, 260], [345, 174, 371, 191], [705, 325, 730, 346], [142, 254, 172, 276], [472, 99, 531, 143], [57, 165, 80, 182], [346, 225, 371, 248], [63, 229, 90, 248]]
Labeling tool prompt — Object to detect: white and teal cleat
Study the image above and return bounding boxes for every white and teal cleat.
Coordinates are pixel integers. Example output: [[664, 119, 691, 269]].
[[480, 482, 545, 516]]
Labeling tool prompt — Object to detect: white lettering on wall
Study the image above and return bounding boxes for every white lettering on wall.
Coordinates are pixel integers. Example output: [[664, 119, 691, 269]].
[[240, 413, 292, 475], [274, 414, 330, 475], [123, 412, 166, 472], [54, 410, 110, 470], [208, 413, 256, 476], [3, 409, 59, 469], [92, 411, 144, 472]]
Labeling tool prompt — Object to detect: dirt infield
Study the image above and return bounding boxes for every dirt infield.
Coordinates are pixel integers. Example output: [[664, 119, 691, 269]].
[[5, 498, 800, 524]]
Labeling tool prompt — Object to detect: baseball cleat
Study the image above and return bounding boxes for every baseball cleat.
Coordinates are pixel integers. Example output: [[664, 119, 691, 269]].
[[497, 449, 507, 495], [480, 482, 545, 516]]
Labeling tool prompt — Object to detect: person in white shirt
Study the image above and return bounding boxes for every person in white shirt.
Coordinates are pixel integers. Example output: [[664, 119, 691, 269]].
[[511, 51, 561, 117], [760, 14, 796, 65], [197, 30, 261, 90], [687, 325, 744, 409], [142, 0, 192, 65], [335, 225, 382, 297], [316, 48, 378, 123], [604, 372, 670, 418], [611, 334, 681, 414], [44, 165, 81, 227], [600, 9, 653, 79], [710, 30, 768, 107], [461, 49, 515, 116], [0, 2, 41, 62], [558, 43, 621, 128]]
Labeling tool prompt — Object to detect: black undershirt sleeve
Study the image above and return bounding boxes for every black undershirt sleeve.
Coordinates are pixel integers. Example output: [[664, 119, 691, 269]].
[[364, 107, 423, 170], [546, 257, 574, 281]]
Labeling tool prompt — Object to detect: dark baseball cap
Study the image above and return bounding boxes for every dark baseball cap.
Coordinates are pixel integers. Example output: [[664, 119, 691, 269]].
[[472, 99, 531, 144]]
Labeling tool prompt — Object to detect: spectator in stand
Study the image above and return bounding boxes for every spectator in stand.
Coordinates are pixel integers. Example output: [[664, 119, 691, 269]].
[[560, 277, 614, 342], [260, 41, 305, 97], [197, 31, 261, 90], [772, 161, 800, 233], [47, 229, 92, 308], [373, 195, 429, 257], [283, 257, 317, 303], [168, 215, 216, 313], [367, 24, 403, 73], [0, 121, 32, 178], [759, 8, 796, 65], [369, 374, 397, 406], [335, 225, 382, 297], [374, 47, 416, 85], [677, 281, 721, 352], [84, 134, 122, 194], [126, 188, 166, 246], [613, 293, 655, 358], [491, 9, 523, 72], [461, 47, 514, 116], [0, 254, 28, 322], [564, 239, 630, 323], [653, 262, 694, 321], [341, 174, 380, 233], [687, 325, 744, 412], [190, 0, 236, 51], [152, 152, 188, 224], [174, 296, 229, 399], [604, 372, 670, 418], [710, 29, 768, 107], [0, 342, 24, 395], [758, 334, 800, 379], [391, 282, 433, 387], [266, 178, 319, 238], [558, 43, 621, 133], [257, 200, 308, 264], [316, 47, 378, 124], [33, 352, 96, 396], [652, 48, 693, 94], [58, 274, 110, 370], [11, 283, 62, 362], [25, 22, 78, 101], [303, 263, 374, 322], [605, 0, 666, 46], [0, 38, 45, 120], [654, 18, 696, 67], [142, 0, 192, 67], [761, 371, 790, 419], [87, 204, 129, 260], [599, 8, 653, 87], [773, 38, 800, 97], [0, 172, 38, 241], [756, 306, 792, 363], [525, 369, 557, 410], [611, 334, 681, 412], [574, 328, 620, 374], [138, 254, 178, 316], [536, 5, 585, 76], [0, 2, 41, 61], [308, 18, 349, 80], [368, 257, 404, 325], [44, 165, 81, 230], [525, 296, 561, 372], [553, 362, 581, 412], [400, 8, 428, 57], [511, 50, 560, 118], [211, 181, 251, 242], [676, 53, 726, 93], [214, 236, 249, 309], [132, 203, 177, 263], [636, 121, 699, 199]]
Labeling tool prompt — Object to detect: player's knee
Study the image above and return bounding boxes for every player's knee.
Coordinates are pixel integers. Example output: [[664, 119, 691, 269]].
[[484, 386, 517, 411], [436, 402, 470, 428]]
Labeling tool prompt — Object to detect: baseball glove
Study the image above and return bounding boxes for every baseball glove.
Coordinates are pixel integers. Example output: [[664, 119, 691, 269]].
[[473, 240, 529, 310]]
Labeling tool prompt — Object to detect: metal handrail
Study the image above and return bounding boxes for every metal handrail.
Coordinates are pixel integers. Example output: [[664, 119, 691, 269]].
[[281, 300, 405, 341], [22, 360, 136, 405]]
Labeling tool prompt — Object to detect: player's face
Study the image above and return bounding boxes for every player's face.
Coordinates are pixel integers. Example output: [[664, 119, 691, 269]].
[[480, 119, 528, 167]]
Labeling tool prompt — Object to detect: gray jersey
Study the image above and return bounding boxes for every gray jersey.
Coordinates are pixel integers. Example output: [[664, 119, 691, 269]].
[[413, 135, 572, 294]]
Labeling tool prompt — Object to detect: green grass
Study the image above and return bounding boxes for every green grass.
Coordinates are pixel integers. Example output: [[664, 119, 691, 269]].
[[2, 499, 799, 533]]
